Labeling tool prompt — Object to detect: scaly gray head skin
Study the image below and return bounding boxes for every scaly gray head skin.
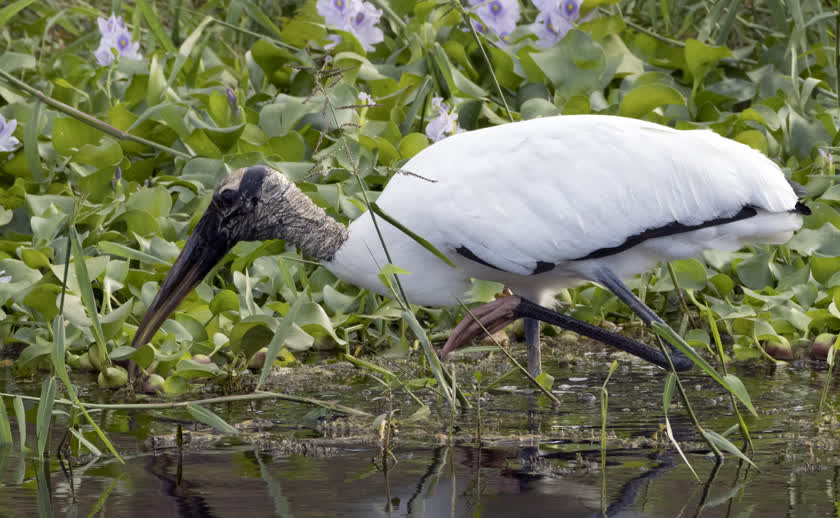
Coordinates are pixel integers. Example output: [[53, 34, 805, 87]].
[[130, 166, 348, 375]]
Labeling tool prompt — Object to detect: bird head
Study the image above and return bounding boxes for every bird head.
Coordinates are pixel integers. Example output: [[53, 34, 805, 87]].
[[130, 165, 289, 352]]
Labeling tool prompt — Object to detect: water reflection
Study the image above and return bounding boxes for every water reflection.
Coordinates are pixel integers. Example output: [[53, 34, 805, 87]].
[[0, 363, 839, 516]]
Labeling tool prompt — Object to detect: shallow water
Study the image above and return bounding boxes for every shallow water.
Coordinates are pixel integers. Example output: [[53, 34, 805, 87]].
[[1, 354, 839, 517]]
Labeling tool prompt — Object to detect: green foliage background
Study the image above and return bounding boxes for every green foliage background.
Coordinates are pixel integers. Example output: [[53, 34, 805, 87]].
[[0, 0, 837, 397]]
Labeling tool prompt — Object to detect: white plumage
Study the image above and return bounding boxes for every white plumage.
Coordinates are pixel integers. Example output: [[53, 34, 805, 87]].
[[326, 115, 803, 308]]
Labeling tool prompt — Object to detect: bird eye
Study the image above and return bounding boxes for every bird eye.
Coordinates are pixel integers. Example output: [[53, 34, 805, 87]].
[[215, 189, 238, 209]]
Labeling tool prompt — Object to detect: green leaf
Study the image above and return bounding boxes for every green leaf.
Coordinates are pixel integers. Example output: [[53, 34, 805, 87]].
[[109, 346, 138, 361], [528, 30, 608, 98], [176, 359, 221, 379], [722, 374, 757, 416], [619, 84, 685, 118], [535, 372, 555, 390], [187, 404, 238, 435], [398, 133, 428, 160], [210, 290, 239, 315], [521, 98, 561, 120], [431, 43, 488, 99], [684, 39, 731, 84], [52, 117, 104, 157], [163, 375, 189, 396], [734, 130, 768, 154], [735, 251, 773, 290]]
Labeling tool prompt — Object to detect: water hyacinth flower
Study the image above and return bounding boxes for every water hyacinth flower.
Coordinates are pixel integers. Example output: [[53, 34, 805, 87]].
[[347, 2, 384, 51], [358, 91, 374, 105], [317, 0, 384, 52], [317, 0, 352, 28], [425, 97, 464, 143], [819, 148, 833, 166], [226, 87, 240, 116], [0, 114, 20, 152], [468, 0, 520, 38], [530, 0, 581, 48], [325, 34, 343, 50], [94, 13, 142, 66]]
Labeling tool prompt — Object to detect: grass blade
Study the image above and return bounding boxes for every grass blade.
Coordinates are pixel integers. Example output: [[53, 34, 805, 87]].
[[702, 429, 758, 469], [652, 322, 757, 416], [51, 316, 124, 463], [35, 378, 56, 459], [402, 309, 457, 408], [187, 404, 238, 435], [370, 203, 456, 268], [70, 226, 109, 368], [0, 398, 11, 445], [257, 297, 304, 390], [23, 99, 44, 182], [0, 0, 36, 27], [13, 396, 25, 453], [97, 241, 170, 265], [68, 427, 103, 457], [135, 0, 176, 52], [662, 372, 699, 481]]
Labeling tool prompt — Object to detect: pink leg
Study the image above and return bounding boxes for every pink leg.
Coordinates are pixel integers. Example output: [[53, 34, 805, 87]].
[[440, 296, 522, 359]]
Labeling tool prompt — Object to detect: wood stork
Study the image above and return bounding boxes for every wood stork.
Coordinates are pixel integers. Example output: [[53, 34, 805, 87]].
[[130, 115, 809, 379]]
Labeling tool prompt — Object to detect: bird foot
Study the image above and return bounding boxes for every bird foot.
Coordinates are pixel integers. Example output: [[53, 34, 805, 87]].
[[440, 296, 522, 359]]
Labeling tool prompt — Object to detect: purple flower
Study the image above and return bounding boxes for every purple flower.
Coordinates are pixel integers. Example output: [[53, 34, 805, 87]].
[[325, 34, 343, 50], [0, 114, 20, 152], [97, 13, 127, 39], [819, 148, 833, 166], [468, 0, 520, 37], [94, 13, 141, 65], [226, 87, 239, 116], [347, 2, 384, 51], [530, 0, 580, 47], [317, 0, 383, 52], [317, 0, 353, 28], [358, 92, 374, 105], [425, 97, 465, 142]]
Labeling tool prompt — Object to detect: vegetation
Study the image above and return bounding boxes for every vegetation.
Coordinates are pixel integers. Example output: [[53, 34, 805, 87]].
[[0, 0, 837, 462]]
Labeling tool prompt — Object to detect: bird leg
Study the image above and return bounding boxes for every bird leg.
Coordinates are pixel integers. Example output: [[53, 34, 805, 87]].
[[440, 296, 522, 360], [440, 282, 693, 372], [523, 317, 541, 377]]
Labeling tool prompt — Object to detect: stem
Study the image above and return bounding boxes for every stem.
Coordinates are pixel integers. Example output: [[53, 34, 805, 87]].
[[0, 390, 372, 417], [368, 0, 407, 31], [0, 69, 193, 160], [656, 336, 724, 459], [453, 0, 513, 122]]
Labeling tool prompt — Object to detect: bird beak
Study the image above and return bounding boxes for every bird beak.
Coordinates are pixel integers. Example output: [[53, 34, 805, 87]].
[[131, 208, 231, 350]]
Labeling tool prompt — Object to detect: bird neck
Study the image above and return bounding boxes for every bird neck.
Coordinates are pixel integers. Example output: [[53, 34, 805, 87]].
[[263, 182, 349, 261]]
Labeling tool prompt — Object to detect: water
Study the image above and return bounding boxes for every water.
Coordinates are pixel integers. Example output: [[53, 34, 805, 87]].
[[1, 355, 839, 517]]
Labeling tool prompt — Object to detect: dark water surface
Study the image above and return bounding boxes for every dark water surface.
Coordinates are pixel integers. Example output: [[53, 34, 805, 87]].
[[1, 357, 838, 517]]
